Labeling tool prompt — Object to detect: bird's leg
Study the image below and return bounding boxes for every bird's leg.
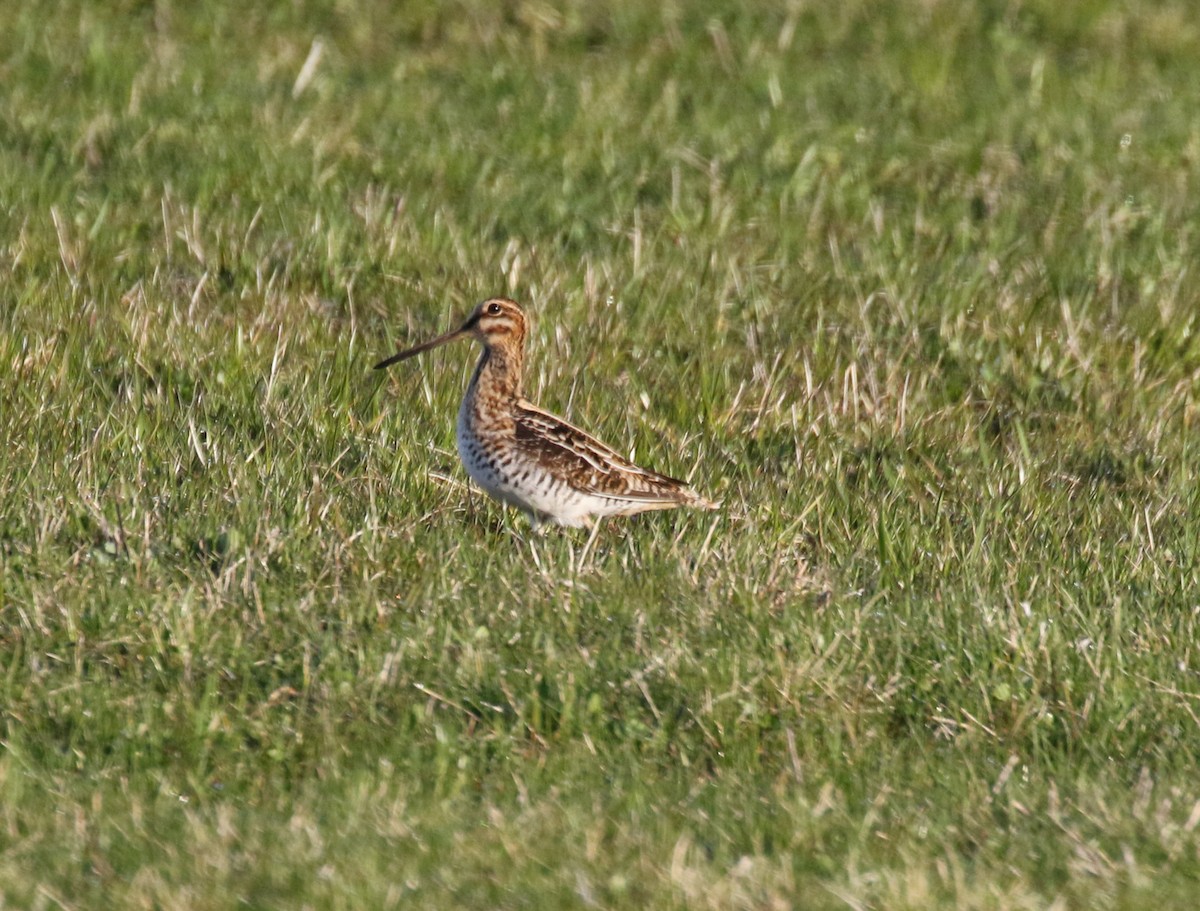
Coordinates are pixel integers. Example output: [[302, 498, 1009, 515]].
[[525, 511, 549, 537], [577, 518, 604, 569]]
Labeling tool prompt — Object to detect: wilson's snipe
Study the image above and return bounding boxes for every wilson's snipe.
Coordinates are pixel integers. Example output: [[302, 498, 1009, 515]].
[[374, 297, 716, 527]]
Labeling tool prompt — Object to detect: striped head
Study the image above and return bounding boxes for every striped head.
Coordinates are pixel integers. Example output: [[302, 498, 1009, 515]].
[[461, 297, 526, 351], [373, 297, 528, 370]]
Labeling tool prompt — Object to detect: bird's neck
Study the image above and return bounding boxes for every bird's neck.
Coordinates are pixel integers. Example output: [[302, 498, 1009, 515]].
[[467, 342, 524, 407]]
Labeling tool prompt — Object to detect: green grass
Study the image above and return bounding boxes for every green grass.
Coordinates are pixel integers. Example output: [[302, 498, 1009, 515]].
[[3, 0, 1200, 907]]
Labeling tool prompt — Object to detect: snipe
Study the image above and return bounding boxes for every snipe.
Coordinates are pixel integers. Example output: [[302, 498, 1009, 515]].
[[374, 297, 716, 527]]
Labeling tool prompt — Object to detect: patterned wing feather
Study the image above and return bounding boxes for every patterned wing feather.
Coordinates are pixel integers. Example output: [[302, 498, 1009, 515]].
[[514, 400, 712, 507]]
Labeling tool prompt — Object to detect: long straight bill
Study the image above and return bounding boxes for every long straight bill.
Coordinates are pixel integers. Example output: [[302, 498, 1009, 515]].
[[373, 328, 467, 370]]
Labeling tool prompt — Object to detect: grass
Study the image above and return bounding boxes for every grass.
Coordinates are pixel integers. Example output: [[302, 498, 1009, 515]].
[[3, 0, 1200, 907]]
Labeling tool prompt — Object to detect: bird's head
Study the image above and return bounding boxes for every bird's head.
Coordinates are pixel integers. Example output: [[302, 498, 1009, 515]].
[[374, 297, 527, 370]]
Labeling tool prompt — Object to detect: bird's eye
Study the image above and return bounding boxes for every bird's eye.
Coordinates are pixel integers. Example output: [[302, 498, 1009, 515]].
[[487, 302, 502, 315]]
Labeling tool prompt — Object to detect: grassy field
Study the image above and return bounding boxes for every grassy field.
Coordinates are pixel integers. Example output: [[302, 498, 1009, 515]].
[[3, 0, 1200, 907]]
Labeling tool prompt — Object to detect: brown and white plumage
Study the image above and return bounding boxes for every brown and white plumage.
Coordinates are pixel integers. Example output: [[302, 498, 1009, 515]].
[[374, 297, 716, 527]]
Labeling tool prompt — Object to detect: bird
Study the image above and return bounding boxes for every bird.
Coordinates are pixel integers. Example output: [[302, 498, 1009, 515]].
[[374, 297, 717, 528]]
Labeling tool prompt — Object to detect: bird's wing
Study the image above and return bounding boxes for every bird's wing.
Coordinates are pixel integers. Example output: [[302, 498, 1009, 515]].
[[513, 399, 707, 505]]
